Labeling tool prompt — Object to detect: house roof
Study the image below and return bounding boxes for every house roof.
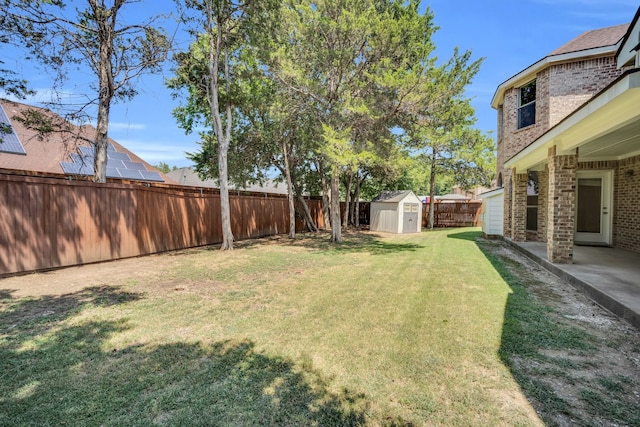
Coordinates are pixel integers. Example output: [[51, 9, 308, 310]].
[[371, 190, 415, 203], [550, 24, 630, 56], [491, 23, 629, 109], [0, 99, 174, 184], [166, 167, 289, 195]]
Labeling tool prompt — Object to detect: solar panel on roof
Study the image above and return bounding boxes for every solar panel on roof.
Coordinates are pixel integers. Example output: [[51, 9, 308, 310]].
[[140, 170, 164, 182], [118, 169, 144, 180], [0, 105, 27, 155], [107, 151, 130, 161], [122, 160, 146, 170], [59, 142, 164, 182]]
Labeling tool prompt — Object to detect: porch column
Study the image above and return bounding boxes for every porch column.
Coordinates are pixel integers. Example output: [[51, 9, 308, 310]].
[[511, 169, 528, 242], [547, 146, 576, 263], [503, 169, 512, 237]]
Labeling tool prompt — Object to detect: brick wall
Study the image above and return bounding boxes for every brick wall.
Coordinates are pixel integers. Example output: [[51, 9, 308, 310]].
[[548, 57, 624, 127], [614, 155, 640, 251], [497, 54, 624, 186]]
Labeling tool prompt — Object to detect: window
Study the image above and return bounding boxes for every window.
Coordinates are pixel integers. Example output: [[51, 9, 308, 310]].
[[518, 80, 536, 129], [526, 171, 538, 231]]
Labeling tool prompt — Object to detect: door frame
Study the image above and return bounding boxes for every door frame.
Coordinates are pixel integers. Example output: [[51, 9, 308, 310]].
[[574, 170, 613, 246]]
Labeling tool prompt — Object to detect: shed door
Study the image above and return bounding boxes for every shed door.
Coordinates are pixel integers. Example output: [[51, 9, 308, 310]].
[[402, 203, 419, 233]]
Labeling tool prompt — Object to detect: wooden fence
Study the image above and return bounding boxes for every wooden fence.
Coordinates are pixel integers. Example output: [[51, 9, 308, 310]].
[[426, 201, 482, 228], [353, 201, 482, 228], [0, 173, 324, 276]]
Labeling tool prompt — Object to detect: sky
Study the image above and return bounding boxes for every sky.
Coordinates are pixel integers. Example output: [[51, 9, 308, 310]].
[[2, 0, 639, 168]]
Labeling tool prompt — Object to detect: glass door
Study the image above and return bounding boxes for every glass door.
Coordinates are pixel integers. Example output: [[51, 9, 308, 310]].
[[574, 171, 612, 245]]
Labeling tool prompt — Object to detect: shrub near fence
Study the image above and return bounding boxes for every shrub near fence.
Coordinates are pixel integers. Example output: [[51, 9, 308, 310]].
[[0, 173, 324, 276]]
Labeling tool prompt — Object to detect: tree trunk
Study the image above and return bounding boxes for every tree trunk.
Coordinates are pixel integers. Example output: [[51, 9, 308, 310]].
[[342, 171, 352, 229], [296, 193, 318, 232], [354, 172, 362, 228], [93, 1, 115, 184], [428, 154, 437, 230], [206, 4, 233, 249], [318, 159, 330, 230], [282, 139, 296, 238], [330, 166, 342, 243]]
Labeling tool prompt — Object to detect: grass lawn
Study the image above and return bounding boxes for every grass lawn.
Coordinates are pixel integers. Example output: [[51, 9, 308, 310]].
[[2, 228, 633, 426]]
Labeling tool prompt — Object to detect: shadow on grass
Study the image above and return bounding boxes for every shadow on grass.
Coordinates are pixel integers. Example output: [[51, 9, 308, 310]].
[[445, 230, 481, 242], [474, 237, 640, 427], [0, 287, 371, 426], [237, 230, 424, 256]]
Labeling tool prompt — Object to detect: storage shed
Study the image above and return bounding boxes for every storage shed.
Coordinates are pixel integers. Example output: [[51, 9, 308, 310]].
[[370, 190, 422, 233], [478, 188, 504, 238]]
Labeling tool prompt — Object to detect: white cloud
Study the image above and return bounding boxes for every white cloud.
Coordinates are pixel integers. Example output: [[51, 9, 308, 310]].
[[109, 122, 146, 131]]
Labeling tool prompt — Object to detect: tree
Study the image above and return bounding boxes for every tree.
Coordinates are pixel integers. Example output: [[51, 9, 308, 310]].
[[154, 162, 178, 173], [404, 49, 494, 229], [169, 0, 278, 250], [1, 0, 170, 182], [272, 0, 440, 242]]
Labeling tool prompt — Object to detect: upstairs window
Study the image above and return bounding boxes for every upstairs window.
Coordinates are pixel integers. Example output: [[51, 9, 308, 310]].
[[518, 80, 536, 129]]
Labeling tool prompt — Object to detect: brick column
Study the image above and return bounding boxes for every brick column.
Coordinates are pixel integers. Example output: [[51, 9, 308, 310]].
[[503, 169, 513, 238], [547, 146, 576, 263], [537, 167, 549, 242], [511, 169, 528, 242]]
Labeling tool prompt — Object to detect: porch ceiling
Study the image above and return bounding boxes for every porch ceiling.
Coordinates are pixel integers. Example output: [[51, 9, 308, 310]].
[[505, 70, 640, 173]]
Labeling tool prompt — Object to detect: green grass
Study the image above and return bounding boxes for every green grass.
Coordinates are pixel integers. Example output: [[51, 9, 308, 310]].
[[0, 228, 632, 426]]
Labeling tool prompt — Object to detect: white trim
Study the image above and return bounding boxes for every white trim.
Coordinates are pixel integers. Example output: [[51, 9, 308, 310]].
[[478, 187, 504, 199]]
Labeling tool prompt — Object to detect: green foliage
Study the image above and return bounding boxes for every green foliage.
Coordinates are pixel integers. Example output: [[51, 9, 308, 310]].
[[154, 162, 177, 174]]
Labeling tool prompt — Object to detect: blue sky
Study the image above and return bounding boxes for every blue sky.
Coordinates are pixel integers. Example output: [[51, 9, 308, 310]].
[[2, 1, 639, 167]]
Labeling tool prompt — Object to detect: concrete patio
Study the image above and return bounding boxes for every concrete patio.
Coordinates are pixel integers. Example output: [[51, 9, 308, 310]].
[[505, 239, 640, 329]]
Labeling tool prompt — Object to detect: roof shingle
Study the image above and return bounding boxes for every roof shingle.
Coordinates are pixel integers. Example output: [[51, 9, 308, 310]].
[[549, 23, 630, 56]]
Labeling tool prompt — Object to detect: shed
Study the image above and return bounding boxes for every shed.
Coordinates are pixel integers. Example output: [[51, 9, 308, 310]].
[[478, 188, 504, 238], [370, 190, 422, 233]]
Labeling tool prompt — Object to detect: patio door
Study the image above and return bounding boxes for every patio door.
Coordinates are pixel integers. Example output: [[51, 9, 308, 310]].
[[574, 170, 613, 245]]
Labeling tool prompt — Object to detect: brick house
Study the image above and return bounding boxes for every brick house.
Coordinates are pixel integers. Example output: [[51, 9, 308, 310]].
[[492, 7, 640, 263]]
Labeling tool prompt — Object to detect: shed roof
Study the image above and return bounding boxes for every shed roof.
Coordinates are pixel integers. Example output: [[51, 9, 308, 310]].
[[371, 190, 415, 203]]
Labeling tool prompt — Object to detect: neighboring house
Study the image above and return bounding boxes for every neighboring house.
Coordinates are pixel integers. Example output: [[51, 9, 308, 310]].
[[370, 190, 422, 233], [0, 99, 174, 184], [492, 7, 640, 263], [167, 166, 289, 195]]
